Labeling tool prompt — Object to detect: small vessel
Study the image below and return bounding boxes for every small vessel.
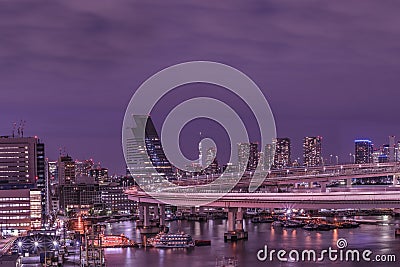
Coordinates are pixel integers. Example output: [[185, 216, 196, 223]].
[[151, 233, 195, 248], [195, 240, 211, 246], [284, 221, 303, 228], [341, 220, 360, 228], [303, 223, 318, 231], [251, 216, 274, 223], [272, 221, 284, 227], [317, 224, 332, 231]]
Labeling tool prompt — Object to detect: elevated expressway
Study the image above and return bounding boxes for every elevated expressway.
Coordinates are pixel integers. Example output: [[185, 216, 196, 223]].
[[126, 162, 400, 209]]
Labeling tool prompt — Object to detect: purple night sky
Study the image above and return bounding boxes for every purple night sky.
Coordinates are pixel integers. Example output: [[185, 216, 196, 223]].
[[1, 0, 400, 174]]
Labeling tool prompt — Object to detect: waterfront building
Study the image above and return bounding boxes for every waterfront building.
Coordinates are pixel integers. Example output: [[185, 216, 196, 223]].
[[100, 183, 136, 215], [0, 188, 41, 236], [58, 184, 101, 213]]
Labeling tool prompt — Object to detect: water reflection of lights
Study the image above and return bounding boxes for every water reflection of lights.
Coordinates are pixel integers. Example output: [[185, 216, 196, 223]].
[[291, 230, 297, 237], [332, 229, 338, 240], [105, 248, 123, 254]]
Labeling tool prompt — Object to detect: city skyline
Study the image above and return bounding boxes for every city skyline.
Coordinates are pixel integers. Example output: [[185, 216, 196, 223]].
[[2, 130, 400, 176], [2, 1, 400, 175]]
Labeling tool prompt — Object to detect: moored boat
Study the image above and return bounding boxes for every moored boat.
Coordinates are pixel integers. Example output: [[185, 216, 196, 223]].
[[303, 223, 318, 231], [150, 233, 195, 248]]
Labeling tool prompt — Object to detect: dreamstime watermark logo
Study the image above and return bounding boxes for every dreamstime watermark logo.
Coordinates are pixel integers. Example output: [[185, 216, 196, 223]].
[[122, 61, 276, 206], [257, 238, 397, 263]]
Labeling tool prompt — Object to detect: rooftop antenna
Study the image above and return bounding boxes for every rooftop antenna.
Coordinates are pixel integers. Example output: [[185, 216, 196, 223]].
[[12, 122, 17, 138], [17, 122, 21, 137], [20, 120, 25, 137]]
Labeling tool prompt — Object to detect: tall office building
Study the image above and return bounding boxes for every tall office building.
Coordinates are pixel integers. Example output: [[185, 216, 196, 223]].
[[75, 159, 94, 177], [89, 167, 109, 182], [264, 144, 275, 171], [303, 136, 323, 167], [0, 136, 46, 230], [205, 147, 217, 167], [125, 116, 174, 181], [144, 117, 175, 177], [355, 140, 373, 164], [238, 142, 258, 172], [58, 155, 76, 185], [0, 136, 42, 186], [204, 147, 219, 174], [389, 135, 396, 162], [272, 138, 291, 169]]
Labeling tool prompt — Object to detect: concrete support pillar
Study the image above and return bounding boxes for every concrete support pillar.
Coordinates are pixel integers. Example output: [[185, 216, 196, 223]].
[[294, 183, 299, 189], [190, 207, 196, 214], [308, 182, 313, 189], [138, 205, 144, 221], [227, 210, 236, 232], [393, 175, 398, 186], [236, 207, 244, 231], [320, 182, 327, 193], [153, 205, 159, 219], [159, 204, 165, 226], [345, 178, 352, 188], [143, 205, 150, 227], [199, 206, 205, 214]]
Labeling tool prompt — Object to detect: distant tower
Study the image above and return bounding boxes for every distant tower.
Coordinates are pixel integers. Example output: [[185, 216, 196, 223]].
[[237, 142, 258, 172], [389, 136, 396, 162], [355, 139, 373, 164], [272, 138, 291, 169], [303, 136, 322, 167], [198, 132, 203, 167], [264, 144, 275, 171]]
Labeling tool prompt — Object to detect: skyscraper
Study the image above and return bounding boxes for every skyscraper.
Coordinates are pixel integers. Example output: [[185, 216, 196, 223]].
[[144, 117, 175, 177], [272, 138, 291, 169], [264, 144, 275, 171], [205, 147, 217, 167], [303, 136, 322, 167], [125, 116, 174, 180], [389, 135, 396, 162], [0, 136, 46, 229], [58, 155, 76, 185], [355, 140, 373, 164], [0, 136, 42, 186], [237, 142, 258, 172], [204, 147, 219, 174]]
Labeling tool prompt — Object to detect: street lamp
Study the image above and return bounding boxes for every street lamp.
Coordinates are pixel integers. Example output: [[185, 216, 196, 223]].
[[17, 241, 22, 254], [34, 241, 39, 255]]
